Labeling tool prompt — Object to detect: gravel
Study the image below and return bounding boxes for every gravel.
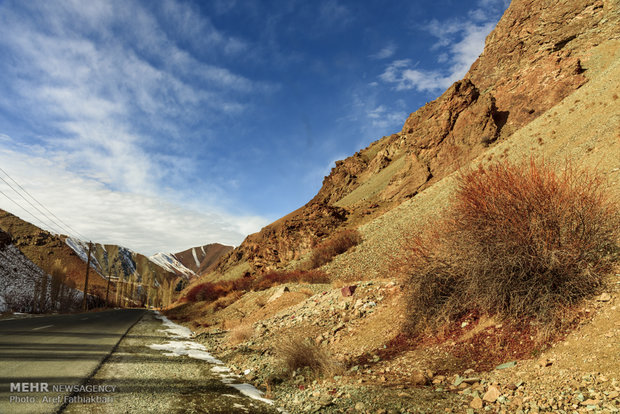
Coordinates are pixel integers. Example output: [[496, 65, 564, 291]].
[[62, 311, 280, 414]]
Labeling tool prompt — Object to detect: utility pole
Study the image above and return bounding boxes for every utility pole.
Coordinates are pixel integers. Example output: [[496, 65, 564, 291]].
[[105, 273, 111, 307], [81, 241, 93, 312]]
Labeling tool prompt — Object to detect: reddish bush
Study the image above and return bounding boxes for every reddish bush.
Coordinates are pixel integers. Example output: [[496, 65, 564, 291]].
[[184, 282, 230, 303], [404, 159, 619, 333], [255, 270, 329, 290], [309, 229, 362, 269], [182, 270, 329, 303]]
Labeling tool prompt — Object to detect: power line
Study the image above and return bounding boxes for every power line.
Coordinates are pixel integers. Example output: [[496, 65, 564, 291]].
[[0, 187, 53, 232], [0, 166, 88, 240], [0, 174, 67, 236]]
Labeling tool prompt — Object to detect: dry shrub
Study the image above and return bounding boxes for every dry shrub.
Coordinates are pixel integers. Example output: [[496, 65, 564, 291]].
[[299, 288, 314, 297], [222, 318, 242, 330], [405, 159, 619, 333], [228, 324, 254, 345], [209, 290, 244, 313], [278, 335, 340, 377], [309, 229, 362, 269], [255, 269, 330, 291], [182, 270, 328, 303]]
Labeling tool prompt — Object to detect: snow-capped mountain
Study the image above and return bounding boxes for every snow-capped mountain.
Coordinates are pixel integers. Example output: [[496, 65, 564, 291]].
[[148, 252, 196, 279]]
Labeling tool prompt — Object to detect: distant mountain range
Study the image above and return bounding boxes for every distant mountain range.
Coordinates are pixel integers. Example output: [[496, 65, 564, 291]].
[[0, 208, 232, 311]]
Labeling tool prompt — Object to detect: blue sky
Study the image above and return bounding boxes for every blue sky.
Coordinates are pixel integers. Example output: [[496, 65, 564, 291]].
[[0, 0, 509, 255]]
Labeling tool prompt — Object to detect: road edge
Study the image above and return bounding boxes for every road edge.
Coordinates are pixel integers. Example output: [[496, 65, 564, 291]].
[[55, 309, 148, 414]]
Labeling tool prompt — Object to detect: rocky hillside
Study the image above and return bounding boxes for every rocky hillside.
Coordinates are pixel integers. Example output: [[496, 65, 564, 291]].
[[164, 1, 620, 412], [0, 229, 82, 312], [213, 0, 619, 278]]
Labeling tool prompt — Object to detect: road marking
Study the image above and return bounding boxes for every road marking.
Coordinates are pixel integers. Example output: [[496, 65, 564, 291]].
[[32, 325, 54, 331]]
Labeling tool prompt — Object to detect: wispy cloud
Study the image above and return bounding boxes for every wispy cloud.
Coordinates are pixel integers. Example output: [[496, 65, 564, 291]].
[[367, 105, 407, 129], [378, 0, 507, 92], [0, 144, 266, 254], [319, 0, 354, 28], [370, 44, 397, 60], [0, 0, 272, 253]]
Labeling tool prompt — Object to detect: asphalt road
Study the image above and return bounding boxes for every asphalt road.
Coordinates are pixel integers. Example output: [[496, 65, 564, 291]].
[[0, 309, 146, 414]]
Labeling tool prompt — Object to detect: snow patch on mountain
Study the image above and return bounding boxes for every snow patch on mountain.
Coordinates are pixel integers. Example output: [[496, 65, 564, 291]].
[[191, 247, 200, 268], [65, 237, 103, 274], [149, 252, 196, 279]]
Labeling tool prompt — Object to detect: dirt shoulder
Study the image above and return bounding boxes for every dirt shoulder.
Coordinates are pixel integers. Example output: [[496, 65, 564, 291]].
[[62, 311, 280, 414]]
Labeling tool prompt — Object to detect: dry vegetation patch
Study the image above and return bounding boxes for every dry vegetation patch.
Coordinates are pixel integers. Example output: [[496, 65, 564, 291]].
[[278, 335, 341, 378], [309, 229, 362, 269], [403, 159, 619, 334], [181, 270, 329, 304], [227, 324, 254, 345]]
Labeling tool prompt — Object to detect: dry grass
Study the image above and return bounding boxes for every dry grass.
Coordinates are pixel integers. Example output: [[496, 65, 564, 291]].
[[182, 270, 329, 304], [309, 229, 362, 269], [254, 270, 329, 291], [403, 158, 619, 333], [254, 295, 266, 308], [298, 288, 314, 297], [228, 324, 254, 345], [277, 335, 341, 378], [209, 291, 244, 313], [222, 318, 242, 330]]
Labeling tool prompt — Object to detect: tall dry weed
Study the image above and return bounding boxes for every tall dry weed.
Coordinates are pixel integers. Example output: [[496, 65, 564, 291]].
[[278, 335, 341, 378]]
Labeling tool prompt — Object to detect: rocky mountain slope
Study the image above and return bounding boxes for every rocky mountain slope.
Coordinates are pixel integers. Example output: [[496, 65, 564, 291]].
[[172, 243, 234, 276], [166, 0, 619, 412], [213, 0, 619, 278], [0, 229, 82, 312]]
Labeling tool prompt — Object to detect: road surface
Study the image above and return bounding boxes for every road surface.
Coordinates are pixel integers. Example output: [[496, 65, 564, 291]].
[[0, 309, 145, 414]]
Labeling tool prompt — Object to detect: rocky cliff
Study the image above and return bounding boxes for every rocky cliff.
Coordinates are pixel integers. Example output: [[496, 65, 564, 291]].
[[214, 0, 620, 277]]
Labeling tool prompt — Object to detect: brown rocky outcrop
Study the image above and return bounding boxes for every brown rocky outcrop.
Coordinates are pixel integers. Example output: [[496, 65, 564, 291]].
[[216, 202, 349, 273], [213, 0, 619, 277]]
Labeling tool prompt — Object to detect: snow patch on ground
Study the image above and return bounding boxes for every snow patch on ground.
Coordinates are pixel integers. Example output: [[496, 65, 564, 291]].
[[149, 311, 278, 407], [233, 402, 249, 411], [153, 313, 192, 338], [228, 383, 274, 405]]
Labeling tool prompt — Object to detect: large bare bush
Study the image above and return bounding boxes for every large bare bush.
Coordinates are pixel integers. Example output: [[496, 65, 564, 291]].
[[405, 159, 619, 333]]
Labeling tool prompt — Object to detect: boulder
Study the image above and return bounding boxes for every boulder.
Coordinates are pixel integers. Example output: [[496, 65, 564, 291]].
[[268, 286, 290, 303], [340, 285, 357, 297]]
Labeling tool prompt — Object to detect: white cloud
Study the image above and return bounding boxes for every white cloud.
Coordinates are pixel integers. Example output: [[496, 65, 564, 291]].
[[0, 0, 274, 190], [0, 148, 267, 255], [370, 44, 396, 60], [378, 0, 507, 92], [367, 105, 407, 129], [380, 59, 451, 92], [319, 0, 354, 28], [0, 1, 273, 253]]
